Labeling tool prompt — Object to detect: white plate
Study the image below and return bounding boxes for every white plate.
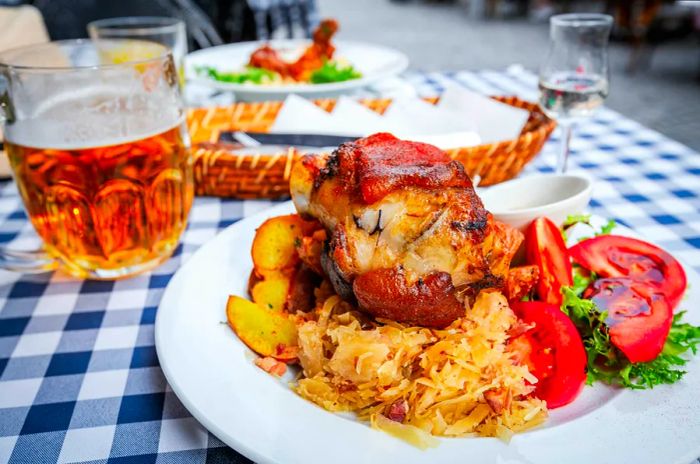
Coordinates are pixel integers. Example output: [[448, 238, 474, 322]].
[[185, 40, 409, 101], [156, 201, 700, 464]]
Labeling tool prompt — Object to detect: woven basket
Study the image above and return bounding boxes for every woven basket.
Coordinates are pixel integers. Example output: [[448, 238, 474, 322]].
[[188, 96, 555, 199]]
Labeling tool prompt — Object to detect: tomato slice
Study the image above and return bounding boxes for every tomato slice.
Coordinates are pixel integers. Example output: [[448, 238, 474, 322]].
[[525, 217, 573, 305], [509, 301, 586, 409], [584, 277, 673, 363], [569, 235, 687, 310]]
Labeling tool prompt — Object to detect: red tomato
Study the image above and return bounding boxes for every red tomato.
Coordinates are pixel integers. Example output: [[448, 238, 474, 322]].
[[584, 277, 673, 363], [525, 217, 573, 305], [509, 301, 587, 409], [569, 235, 686, 310]]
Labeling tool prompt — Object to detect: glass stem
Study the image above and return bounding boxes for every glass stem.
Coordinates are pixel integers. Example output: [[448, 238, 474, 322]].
[[557, 122, 573, 174]]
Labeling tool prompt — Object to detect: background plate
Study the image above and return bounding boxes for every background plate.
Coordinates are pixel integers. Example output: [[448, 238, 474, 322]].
[[185, 40, 409, 101], [156, 201, 700, 464]]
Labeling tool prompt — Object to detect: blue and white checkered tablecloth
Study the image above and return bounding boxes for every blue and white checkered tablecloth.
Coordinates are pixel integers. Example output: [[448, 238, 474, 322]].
[[0, 70, 699, 464]]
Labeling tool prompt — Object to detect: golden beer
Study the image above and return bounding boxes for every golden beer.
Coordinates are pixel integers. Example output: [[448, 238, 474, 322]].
[[5, 122, 193, 278]]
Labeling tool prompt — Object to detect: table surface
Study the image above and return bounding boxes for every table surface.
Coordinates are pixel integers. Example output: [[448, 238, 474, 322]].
[[0, 69, 699, 464]]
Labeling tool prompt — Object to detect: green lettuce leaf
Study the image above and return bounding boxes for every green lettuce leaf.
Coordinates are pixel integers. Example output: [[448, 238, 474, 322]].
[[310, 61, 362, 84], [197, 66, 278, 84]]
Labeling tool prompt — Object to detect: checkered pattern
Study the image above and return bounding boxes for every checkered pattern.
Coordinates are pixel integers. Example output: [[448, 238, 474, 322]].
[[1, 70, 699, 464]]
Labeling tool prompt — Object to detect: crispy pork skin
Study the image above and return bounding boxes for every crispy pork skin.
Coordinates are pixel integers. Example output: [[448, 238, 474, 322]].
[[353, 268, 464, 328], [290, 133, 522, 328]]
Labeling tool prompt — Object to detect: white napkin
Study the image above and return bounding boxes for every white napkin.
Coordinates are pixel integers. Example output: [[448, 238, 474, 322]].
[[381, 96, 480, 147], [269, 84, 530, 149], [270, 95, 480, 149], [331, 97, 391, 135], [270, 94, 346, 135], [437, 83, 530, 144]]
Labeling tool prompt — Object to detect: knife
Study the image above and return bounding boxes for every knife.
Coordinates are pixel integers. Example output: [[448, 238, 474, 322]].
[[220, 131, 359, 148]]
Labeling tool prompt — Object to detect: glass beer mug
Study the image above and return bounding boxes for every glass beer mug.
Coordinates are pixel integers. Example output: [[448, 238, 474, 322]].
[[0, 39, 193, 279]]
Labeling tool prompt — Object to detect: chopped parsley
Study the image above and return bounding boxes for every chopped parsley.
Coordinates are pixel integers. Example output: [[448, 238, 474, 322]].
[[561, 286, 700, 389]]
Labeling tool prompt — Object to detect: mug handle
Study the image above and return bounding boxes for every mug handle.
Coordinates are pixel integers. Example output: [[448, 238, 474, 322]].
[[0, 77, 59, 273]]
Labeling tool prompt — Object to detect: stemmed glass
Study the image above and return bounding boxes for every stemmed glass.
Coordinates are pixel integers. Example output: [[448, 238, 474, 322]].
[[539, 14, 613, 173]]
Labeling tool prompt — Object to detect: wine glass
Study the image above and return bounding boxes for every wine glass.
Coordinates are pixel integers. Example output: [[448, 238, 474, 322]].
[[539, 13, 613, 173]]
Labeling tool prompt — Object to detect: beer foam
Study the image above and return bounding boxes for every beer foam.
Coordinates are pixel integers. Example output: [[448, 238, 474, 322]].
[[5, 86, 184, 150], [5, 118, 185, 150]]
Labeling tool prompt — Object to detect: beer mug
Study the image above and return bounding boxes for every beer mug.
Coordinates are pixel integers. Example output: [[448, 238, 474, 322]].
[[0, 39, 193, 279]]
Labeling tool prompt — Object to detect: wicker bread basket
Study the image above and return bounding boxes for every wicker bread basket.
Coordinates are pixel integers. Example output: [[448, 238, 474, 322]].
[[187, 96, 555, 199]]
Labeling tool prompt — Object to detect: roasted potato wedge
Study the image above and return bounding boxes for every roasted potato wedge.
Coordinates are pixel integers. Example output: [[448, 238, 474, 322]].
[[226, 295, 298, 362], [249, 265, 320, 313], [250, 271, 292, 312], [251, 214, 321, 272], [252, 215, 306, 271], [248, 270, 263, 296], [249, 214, 324, 314]]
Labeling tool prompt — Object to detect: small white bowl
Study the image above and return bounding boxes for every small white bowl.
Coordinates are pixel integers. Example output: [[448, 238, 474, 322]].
[[479, 173, 593, 231]]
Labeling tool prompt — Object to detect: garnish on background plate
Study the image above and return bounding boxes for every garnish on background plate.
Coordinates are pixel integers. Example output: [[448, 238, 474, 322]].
[[196, 65, 279, 84], [309, 60, 362, 83], [197, 19, 361, 86], [197, 60, 362, 85]]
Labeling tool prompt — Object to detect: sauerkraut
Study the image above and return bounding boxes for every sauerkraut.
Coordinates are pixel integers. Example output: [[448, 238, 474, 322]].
[[292, 285, 547, 441]]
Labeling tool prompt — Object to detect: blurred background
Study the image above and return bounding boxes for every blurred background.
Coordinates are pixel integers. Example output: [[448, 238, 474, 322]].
[[1, 0, 699, 149], [319, 0, 700, 150]]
